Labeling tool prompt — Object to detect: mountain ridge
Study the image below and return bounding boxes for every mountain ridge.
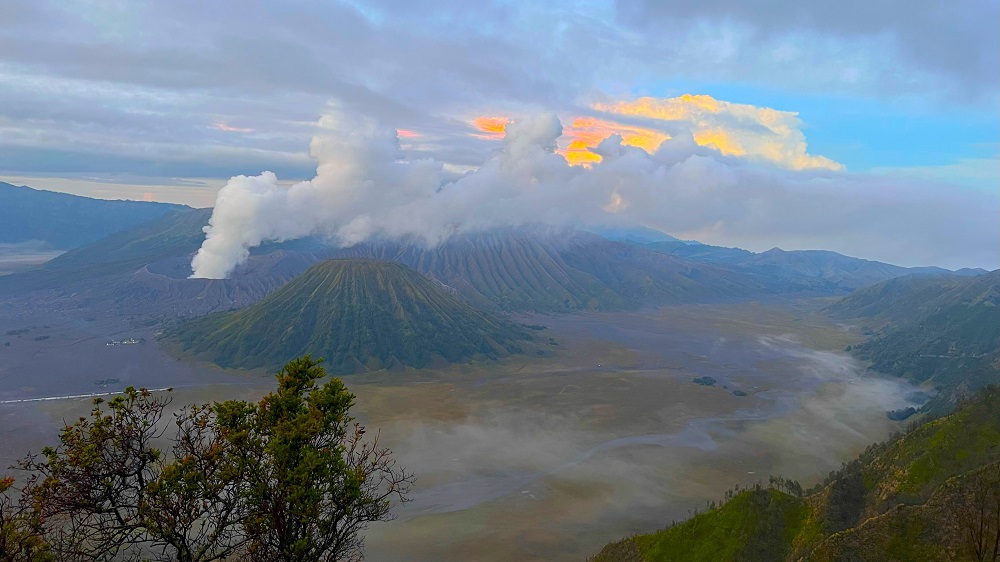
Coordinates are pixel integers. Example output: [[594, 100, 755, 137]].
[[0, 181, 187, 249]]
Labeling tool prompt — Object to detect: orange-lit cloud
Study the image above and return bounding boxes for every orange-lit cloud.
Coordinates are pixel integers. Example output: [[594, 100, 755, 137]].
[[596, 93, 722, 120], [595, 95, 841, 171], [560, 117, 668, 166], [472, 116, 509, 139], [214, 122, 253, 133], [396, 128, 421, 139], [692, 129, 745, 156], [466, 95, 840, 171]]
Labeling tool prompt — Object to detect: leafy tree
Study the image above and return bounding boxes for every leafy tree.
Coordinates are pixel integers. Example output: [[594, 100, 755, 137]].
[[959, 462, 1000, 562], [20, 388, 171, 562], [16, 357, 411, 562], [226, 356, 414, 562], [0, 476, 51, 561], [140, 403, 250, 562]]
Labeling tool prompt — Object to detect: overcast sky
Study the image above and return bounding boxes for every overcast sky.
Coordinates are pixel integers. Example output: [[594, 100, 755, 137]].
[[1, 0, 997, 268]]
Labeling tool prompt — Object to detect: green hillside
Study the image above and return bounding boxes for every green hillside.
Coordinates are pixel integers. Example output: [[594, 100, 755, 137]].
[[164, 259, 530, 373], [830, 271, 1000, 406], [593, 387, 1000, 562]]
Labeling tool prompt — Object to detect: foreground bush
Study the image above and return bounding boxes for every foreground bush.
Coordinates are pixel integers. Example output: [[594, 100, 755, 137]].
[[2, 356, 412, 562]]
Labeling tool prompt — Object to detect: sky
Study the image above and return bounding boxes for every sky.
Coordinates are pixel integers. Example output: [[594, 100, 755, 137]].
[[1, 0, 998, 269]]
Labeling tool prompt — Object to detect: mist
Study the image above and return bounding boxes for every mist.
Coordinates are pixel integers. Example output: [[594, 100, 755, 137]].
[[190, 106, 999, 279]]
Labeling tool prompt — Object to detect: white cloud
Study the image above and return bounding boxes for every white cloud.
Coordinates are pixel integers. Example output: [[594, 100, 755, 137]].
[[190, 105, 999, 278]]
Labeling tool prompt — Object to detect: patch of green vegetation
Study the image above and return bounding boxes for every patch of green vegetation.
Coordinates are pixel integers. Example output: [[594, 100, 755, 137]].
[[829, 271, 999, 410], [594, 387, 1000, 561], [627, 489, 806, 562], [165, 259, 530, 374]]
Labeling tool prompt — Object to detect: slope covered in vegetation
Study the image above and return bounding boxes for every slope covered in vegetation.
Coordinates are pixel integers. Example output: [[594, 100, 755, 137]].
[[332, 227, 772, 312], [593, 387, 1000, 561], [165, 259, 530, 373], [830, 270, 1000, 407]]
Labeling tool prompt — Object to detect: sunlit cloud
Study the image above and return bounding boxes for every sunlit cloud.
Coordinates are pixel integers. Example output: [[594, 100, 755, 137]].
[[595, 95, 842, 171], [472, 116, 509, 139], [462, 96, 842, 170], [396, 128, 422, 139], [560, 117, 668, 166], [692, 129, 745, 156]]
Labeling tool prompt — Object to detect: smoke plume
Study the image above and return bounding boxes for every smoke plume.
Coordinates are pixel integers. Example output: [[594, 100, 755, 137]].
[[190, 106, 998, 278]]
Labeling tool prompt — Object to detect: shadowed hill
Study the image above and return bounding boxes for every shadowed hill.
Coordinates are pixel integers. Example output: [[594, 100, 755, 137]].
[[0, 181, 186, 249], [164, 259, 530, 373], [0, 215, 774, 315], [331, 228, 772, 312], [0, 207, 212, 292], [643, 241, 963, 293], [4, 204, 952, 318], [593, 387, 1000, 561], [828, 270, 1000, 407], [0, 208, 336, 318]]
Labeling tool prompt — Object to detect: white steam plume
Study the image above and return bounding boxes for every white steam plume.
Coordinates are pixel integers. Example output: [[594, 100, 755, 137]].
[[190, 106, 999, 278]]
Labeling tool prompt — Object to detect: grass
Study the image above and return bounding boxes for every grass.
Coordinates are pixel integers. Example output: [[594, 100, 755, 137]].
[[630, 489, 807, 562]]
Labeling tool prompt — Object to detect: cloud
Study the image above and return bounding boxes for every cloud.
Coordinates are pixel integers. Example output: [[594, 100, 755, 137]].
[[560, 117, 668, 166], [606, 95, 840, 171], [0, 0, 993, 190], [562, 94, 842, 171], [214, 122, 254, 133], [190, 103, 999, 278], [472, 116, 510, 139], [615, 0, 1000, 100]]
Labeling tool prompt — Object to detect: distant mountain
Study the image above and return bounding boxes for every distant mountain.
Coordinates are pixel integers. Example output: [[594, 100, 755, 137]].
[[642, 241, 958, 293], [0, 208, 322, 318], [164, 259, 530, 373], [5, 201, 951, 320], [0, 216, 778, 316], [0, 181, 186, 249], [828, 270, 1000, 405], [330, 227, 772, 312], [582, 224, 682, 245], [594, 387, 1000, 562]]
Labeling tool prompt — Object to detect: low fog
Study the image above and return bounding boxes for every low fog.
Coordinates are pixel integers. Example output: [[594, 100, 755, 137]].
[[377, 338, 919, 518]]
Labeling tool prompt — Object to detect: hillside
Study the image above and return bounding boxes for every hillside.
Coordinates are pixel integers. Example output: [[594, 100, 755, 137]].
[[0, 213, 777, 316], [829, 271, 1000, 406], [164, 259, 530, 373], [642, 241, 959, 293], [332, 228, 772, 312], [0, 181, 185, 249], [1, 199, 963, 320], [593, 387, 1000, 561]]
